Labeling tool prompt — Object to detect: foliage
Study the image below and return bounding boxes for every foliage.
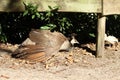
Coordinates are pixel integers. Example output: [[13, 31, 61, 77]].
[[23, 3, 41, 19], [22, 4, 73, 34], [106, 15, 120, 38], [0, 3, 120, 44], [0, 25, 7, 42]]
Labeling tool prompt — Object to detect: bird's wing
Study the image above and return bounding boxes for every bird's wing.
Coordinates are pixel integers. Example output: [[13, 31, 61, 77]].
[[12, 30, 70, 62]]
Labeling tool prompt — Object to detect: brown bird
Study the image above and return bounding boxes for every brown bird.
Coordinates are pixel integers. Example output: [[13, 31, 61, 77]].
[[12, 29, 72, 62]]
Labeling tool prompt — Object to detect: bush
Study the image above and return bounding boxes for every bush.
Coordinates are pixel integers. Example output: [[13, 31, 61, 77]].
[[0, 3, 119, 44]]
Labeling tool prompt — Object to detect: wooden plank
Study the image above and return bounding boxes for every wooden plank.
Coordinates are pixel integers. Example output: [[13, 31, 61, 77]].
[[103, 0, 120, 15], [96, 14, 106, 58], [1, 0, 120, 15], [0, 0, 101, 12], [0, 0, 25, 12]]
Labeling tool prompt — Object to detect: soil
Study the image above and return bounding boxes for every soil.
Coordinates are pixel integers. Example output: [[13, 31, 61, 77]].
[[0, 42, 120, 80]]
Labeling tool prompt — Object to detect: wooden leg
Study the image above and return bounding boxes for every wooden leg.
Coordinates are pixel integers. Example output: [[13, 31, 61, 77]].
[[96, 15, 106, 58]]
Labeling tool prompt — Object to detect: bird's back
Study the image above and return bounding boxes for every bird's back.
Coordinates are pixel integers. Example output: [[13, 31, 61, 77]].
[[12, 29, 71, 62]]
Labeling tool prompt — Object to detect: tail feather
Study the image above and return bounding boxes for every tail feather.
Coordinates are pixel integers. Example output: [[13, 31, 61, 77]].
[[12, 45, 47, 62], [27, 52, 47, 62], [26, 52, 46, 60], [11, 29, 71, 62]]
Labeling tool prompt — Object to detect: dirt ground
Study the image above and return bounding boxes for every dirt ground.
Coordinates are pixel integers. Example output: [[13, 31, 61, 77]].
[[0, 42, 120, 80]]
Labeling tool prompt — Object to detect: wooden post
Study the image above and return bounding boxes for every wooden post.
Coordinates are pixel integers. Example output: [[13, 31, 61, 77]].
[[96, 14, 106, 58]]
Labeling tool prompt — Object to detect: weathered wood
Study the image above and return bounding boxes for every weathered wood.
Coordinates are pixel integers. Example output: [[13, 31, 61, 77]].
[[96, 14, 106, 58], [103, 0, 120, 15], [0, 0, 25, 12], [1, 0, 120, 15], [0, 0, 101, 12]]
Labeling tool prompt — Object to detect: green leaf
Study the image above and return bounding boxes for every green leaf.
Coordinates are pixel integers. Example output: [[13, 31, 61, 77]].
[[114, 15, 118, 20], [36, 12, 40, 18], [23, 10, 28, 16], [41, 16, 45, 20], [40, 26, 50, 30], [32, 15, 35, 19], [61, 22, 64, 27], [89, 33, 95, 37], [48, 6, 53, 10]]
